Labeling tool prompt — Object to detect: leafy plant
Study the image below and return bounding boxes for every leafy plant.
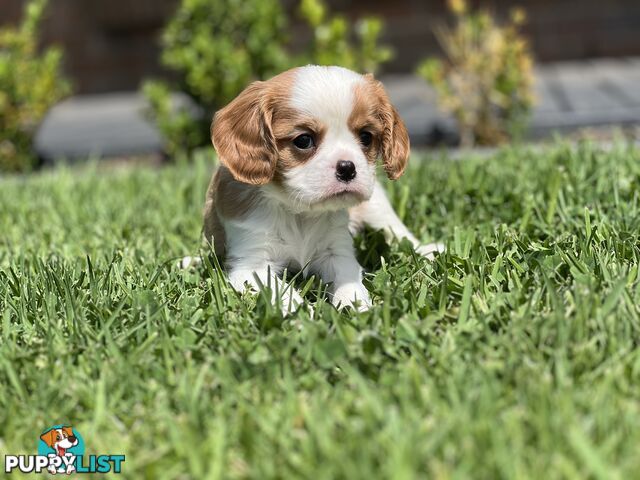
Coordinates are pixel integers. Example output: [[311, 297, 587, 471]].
[[417, 0, 534, 146], [299, 0, 392, 74], [0, 0, 70, 172], [143, 0, 290, 156], [143, 0, 393, 157], [143, 81, 208, 159]]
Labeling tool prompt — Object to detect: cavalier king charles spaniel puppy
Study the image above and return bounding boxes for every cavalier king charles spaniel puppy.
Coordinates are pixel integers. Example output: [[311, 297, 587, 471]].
[[202, 65, 442, 313]]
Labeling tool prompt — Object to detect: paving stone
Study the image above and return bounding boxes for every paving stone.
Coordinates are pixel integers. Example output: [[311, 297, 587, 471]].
[[589, 58, 640, 104], [533, 65, 570, 113], [35, 92, 199, 161]]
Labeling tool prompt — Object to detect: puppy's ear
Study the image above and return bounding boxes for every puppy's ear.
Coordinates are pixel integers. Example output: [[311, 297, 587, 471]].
[[40, 430, 56, 447], [62, 426, 74, 438], [211, 81, 277, 185], [381, 104, 410, 180], [366, 75, 410, 180]]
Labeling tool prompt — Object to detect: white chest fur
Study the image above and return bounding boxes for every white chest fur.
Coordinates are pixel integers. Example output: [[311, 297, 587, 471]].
[[223, 198, 352, 273]]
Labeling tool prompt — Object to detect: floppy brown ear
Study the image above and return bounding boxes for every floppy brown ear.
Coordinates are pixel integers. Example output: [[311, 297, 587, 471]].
[[211, 81, 278, 185], [365, 75, 410, 180], [62, 426, 74, 437], [381, 102, 410, 180], [40, 430, 56, 447]]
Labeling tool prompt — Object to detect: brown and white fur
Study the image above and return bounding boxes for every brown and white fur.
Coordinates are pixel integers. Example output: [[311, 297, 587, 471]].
[[202, 65, 442, 313]]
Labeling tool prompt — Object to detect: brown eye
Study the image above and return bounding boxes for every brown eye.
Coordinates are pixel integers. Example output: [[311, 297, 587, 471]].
[[359, 131, 373, 147], [293, 134, 315, 150]]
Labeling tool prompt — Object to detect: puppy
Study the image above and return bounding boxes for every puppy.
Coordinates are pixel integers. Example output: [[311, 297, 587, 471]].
[[40, 426, 78, 475], [204, 65, 442, 312]]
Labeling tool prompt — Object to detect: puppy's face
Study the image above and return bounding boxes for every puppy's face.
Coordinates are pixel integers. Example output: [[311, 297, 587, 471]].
[[40, 427, 78, 454], [212, 66, 409, 212]]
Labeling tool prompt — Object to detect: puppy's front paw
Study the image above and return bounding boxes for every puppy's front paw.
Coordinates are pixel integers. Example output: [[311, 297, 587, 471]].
[[280, 287, 307, 316], [229, 270, 307, 316], [331, 283, 372, 312], [416, 242, 445, 260], [178, 255, 202, 269]]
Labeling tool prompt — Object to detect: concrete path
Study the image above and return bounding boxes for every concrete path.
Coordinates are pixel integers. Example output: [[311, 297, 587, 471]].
[[35, 93, 163, 160], [35, 57, 640, 161]]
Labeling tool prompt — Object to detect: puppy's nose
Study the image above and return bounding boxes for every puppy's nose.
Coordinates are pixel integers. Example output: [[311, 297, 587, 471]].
[[68, 435, 77, 443], [335, 160, 356, 182]]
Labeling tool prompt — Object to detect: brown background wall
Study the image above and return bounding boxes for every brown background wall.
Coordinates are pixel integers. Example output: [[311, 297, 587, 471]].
[[2, 0, 640, 94]]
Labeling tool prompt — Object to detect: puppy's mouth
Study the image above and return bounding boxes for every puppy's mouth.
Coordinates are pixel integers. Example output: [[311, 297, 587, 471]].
[[321, 187, 367, 203], [326, 191, 361, 200]]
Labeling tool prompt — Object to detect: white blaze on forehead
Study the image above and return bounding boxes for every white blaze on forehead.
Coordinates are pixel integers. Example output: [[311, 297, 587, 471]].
[[290, 66, 363, 126]]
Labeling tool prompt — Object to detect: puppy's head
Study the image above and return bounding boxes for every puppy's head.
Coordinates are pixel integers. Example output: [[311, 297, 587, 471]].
[[211, 66, 409, 212], [40, 427, 77, 451]]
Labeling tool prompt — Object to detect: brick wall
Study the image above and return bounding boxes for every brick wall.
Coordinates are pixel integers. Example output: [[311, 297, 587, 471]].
[[347, 0, 640, 71], [1, 0, 179, 93], [2, 0, 640, 93]]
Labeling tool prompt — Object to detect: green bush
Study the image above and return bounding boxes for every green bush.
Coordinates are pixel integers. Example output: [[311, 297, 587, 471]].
[[299, 0, 392, 74], [143, 80, 208, 159], [0, 0, 70, 172], [143, 0, 290, 156], [417, 0, 534, 146], [143, 0, 393, 157]]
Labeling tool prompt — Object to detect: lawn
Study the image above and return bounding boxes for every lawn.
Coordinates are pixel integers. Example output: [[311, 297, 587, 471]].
[[1, 143, 639, 479]]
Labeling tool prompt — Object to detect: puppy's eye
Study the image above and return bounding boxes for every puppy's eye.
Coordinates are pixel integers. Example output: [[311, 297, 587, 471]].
[[359, 131, 373, 147], [293, 134, 315, 150]]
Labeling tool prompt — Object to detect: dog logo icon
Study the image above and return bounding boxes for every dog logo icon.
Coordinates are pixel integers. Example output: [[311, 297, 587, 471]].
[[38, 425, 84, 475]]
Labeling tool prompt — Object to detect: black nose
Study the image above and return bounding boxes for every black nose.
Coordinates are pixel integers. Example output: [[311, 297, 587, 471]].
[[68, 435, 77, 443], [335, 160, 356, 182]]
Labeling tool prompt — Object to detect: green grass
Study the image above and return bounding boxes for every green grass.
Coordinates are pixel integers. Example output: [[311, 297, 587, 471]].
[[1, 142, 640, 479]]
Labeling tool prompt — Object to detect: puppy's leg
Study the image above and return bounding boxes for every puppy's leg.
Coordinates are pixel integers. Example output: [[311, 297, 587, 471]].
[[227, 257, 305, 314], [312, 233, 372, 311], [349, 181, 444, 259]]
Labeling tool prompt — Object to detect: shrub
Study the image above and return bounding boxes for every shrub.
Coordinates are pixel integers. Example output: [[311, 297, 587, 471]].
[[299, 0, 392, 74], [0, 0, 70, 172], [143, 80, 208, 159], [143, 0, 290, 156], [144, 0, 393, 157], [417, 0, 534, 146]]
